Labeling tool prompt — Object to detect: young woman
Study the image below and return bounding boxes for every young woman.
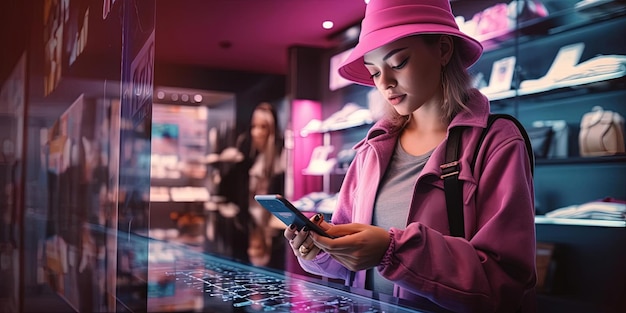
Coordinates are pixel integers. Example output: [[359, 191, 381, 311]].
[[219, 103, 286, 268], [284, 0, 537, 312], [245, 103, 286, 267]]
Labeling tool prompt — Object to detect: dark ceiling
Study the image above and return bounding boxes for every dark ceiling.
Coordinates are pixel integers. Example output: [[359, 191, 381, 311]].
[[0, 0, 368, 119], [154, 0, 368, 75]]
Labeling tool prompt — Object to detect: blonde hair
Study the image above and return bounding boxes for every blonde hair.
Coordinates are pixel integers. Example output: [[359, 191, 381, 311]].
[[440, 36, 473, 120], [251, 102, 279, 178]]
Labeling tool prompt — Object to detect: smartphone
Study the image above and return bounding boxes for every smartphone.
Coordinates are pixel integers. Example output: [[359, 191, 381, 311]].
[[254, 194, 335, 238]]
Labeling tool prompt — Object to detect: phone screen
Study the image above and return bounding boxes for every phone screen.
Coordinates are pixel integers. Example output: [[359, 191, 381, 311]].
[[254, 194, 335, 238]]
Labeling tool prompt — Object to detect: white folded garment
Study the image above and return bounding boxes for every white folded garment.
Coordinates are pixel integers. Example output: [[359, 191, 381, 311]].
[[546, 201, 626, 220]]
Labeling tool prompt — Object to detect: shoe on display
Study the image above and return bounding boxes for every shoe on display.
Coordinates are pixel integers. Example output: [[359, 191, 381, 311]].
[[303, 145, 336, 175], [324, 108, 374, 131], [320, 103, 362, 131], [300, 118, 323, 136], [554, 54, 626, 87], [519, 42, 585, 94], [301, 103, 374, 135]]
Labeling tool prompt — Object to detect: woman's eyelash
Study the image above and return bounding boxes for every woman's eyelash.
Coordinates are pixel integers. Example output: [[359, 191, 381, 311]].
[[369, 57, 408, 78], [392, 58, 408, 69]]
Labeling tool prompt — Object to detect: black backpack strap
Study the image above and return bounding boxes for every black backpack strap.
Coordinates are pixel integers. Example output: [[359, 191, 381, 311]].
[[473, 114, 535, 176], [443, 114, 535, 238], [441, 126, 466, 237]]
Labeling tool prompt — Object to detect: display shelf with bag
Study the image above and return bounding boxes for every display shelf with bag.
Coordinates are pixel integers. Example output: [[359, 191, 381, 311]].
[[464, 0, 626, 168], [452, 1, 626, 312]]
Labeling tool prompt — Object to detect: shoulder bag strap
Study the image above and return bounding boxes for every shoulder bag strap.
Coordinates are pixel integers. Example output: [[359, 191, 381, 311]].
[[441, 126, 465, 237], [443, 114, 535, 238], [473, 114, 534, 176]]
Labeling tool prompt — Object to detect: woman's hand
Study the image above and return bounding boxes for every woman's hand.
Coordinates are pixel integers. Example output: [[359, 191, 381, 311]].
[[284, 213, 329, 260], [311, 223, 391, 272]]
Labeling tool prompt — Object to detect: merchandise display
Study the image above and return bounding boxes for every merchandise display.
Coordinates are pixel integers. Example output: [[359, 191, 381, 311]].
[[169, 186, 210, 202], [150, 154, 182, 179], [551, 54, 626, 86], [336, 148, 357, 171], [292, 192, 338, 215], [462, 1, 626, 308], [480, 45, 626, 100], [526, 126, 554, 159], [299, 101, 374, 195], [291, 192, 334, 212], [478, 55, 517, 97], [302, 145, 336, 175], [579, 106, 626, 156], [457, 0, 549, 42], [299, 119, 323, 137], [520, 54, 626, 94], [518, 42, 586, 94], [545, 198, 626, 220], [150, 186, 171, 202], [300, 103, 374, 136], [530, 120, 569, 158]]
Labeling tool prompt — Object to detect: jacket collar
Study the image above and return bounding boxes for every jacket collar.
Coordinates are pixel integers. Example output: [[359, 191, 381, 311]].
[[353, 89, 491, 182], [448, 88, 490, 130]]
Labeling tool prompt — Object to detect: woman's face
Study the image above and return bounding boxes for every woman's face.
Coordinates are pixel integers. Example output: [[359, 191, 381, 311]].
[[363, 35, 444, 116], [251, 110, 272, 151]]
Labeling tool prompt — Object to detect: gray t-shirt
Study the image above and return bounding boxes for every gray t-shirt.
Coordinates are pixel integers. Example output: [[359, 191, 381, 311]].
[[367, 141, 432, 295]]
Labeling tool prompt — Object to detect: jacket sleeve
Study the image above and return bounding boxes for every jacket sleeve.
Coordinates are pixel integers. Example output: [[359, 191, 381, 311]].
[[378, 124, 536, 313], [296, 152, 362, 282]]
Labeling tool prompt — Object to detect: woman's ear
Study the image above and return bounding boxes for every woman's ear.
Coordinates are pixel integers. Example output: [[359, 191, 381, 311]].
[[439, 35, 454, 66]]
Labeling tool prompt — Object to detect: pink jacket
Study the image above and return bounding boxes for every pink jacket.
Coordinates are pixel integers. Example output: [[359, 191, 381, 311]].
[[299, 90, 537, 312]]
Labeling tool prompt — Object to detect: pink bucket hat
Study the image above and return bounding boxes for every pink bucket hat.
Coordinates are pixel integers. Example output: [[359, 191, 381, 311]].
[[338, 0, 483, 86]]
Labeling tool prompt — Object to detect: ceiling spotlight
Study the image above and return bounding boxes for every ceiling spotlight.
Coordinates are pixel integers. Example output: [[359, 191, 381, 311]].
[[181, 94, 189, 102], [171, 93, 179, 101], [194, 94, 203, 103], [322, 21, 334, 30], [156, 91, 165, 99]]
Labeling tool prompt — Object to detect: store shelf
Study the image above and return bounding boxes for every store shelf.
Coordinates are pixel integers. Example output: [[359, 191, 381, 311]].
[[484, 75, 626, 102], [300, 119, 373, 137], [477, 0, 626, 51], [535, 215, 625, 227], [535, 155, 626, 165]]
